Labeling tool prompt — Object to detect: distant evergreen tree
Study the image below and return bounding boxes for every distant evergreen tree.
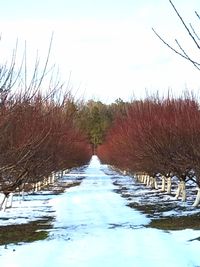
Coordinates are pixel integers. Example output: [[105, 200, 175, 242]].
[[75, 98, 128, 154]]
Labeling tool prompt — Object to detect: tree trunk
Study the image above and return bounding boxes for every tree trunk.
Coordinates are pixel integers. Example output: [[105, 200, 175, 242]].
[[175, 182, 181, 199], [181, 181, 186, 202], [0, 194, 6, 211], [161, 176, 166, 191], [193, 188, 200, 207], [38, 181, 41, 191], [52, 173, 55, 184], [19, 189, 25, 202], [150, 177, 157, 188], [44, 178, 48, 186], [146, 176, 150, 186], [3, 196, 8, 212], [35, 182, 38, 192], [144, 175, 147, 184], [167, 177, 172, 194], [139, 175, 143, 183], [149, 177, 153, 187], [154, 177, 158, 190], [7, 193, 14, 208]]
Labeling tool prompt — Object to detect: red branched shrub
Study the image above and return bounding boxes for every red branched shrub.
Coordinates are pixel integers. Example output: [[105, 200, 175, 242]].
[[98, 94, 200, 185], [0, 92, 92, 195]]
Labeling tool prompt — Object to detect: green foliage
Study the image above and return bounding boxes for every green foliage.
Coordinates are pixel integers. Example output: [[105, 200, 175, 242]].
[[76, 98, 128, 152]]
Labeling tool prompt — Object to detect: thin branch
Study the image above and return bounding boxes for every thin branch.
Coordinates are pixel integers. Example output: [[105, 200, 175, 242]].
[[189, 23, 200, 41], [175, 39, 200, 70], [152, 28, 200, 68], [169, 0, 200, 50], [195, 11, 200, 20], [35, 32, 54, 91]]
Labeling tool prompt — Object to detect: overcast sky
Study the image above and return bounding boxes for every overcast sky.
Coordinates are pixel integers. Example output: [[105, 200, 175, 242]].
[[1, 0, 200, 103]]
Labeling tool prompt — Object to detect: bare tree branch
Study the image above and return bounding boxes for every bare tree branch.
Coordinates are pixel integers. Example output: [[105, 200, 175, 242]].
[[152, 28, 200, 68], [169, 0, 200, 50], [195, 11, 200, 20], [189, 23, 200, 41], [175, 39, 200, 70], [153, 1, 200, 71]]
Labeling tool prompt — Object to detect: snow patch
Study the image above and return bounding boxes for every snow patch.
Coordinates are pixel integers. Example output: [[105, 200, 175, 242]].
[[0, 156, 200, 266]]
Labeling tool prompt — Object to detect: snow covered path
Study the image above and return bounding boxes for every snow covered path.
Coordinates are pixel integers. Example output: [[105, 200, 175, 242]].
[[0, 156, 200, 266]]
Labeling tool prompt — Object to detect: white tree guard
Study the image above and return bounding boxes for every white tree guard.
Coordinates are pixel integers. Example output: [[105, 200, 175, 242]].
[[161, 176, 166, 191], [175, 182, 181, 199], [167, 177, 172, 194], [146, 176, 150, 186], [3, 196, 8, 212], [149, 177, 153, 187], [154, 178, 159, 190], [181, 181, 186, 202], [193, 188, 200, 207], [48, 176, 51, 184], [7, 193, 14, 208], [52, 173, 55, 184], [0, 194, 6, 211]]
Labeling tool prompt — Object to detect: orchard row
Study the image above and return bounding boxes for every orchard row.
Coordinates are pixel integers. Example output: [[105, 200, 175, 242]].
[[0, 91, 92, 208], [98, 95, 200, 207]]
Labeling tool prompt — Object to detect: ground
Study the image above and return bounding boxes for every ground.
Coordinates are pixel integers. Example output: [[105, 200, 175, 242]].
[[0, 156, 200, 266]]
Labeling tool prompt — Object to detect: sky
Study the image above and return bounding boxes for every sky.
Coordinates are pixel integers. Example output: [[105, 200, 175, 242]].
[[0, 0, 200, 103]]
